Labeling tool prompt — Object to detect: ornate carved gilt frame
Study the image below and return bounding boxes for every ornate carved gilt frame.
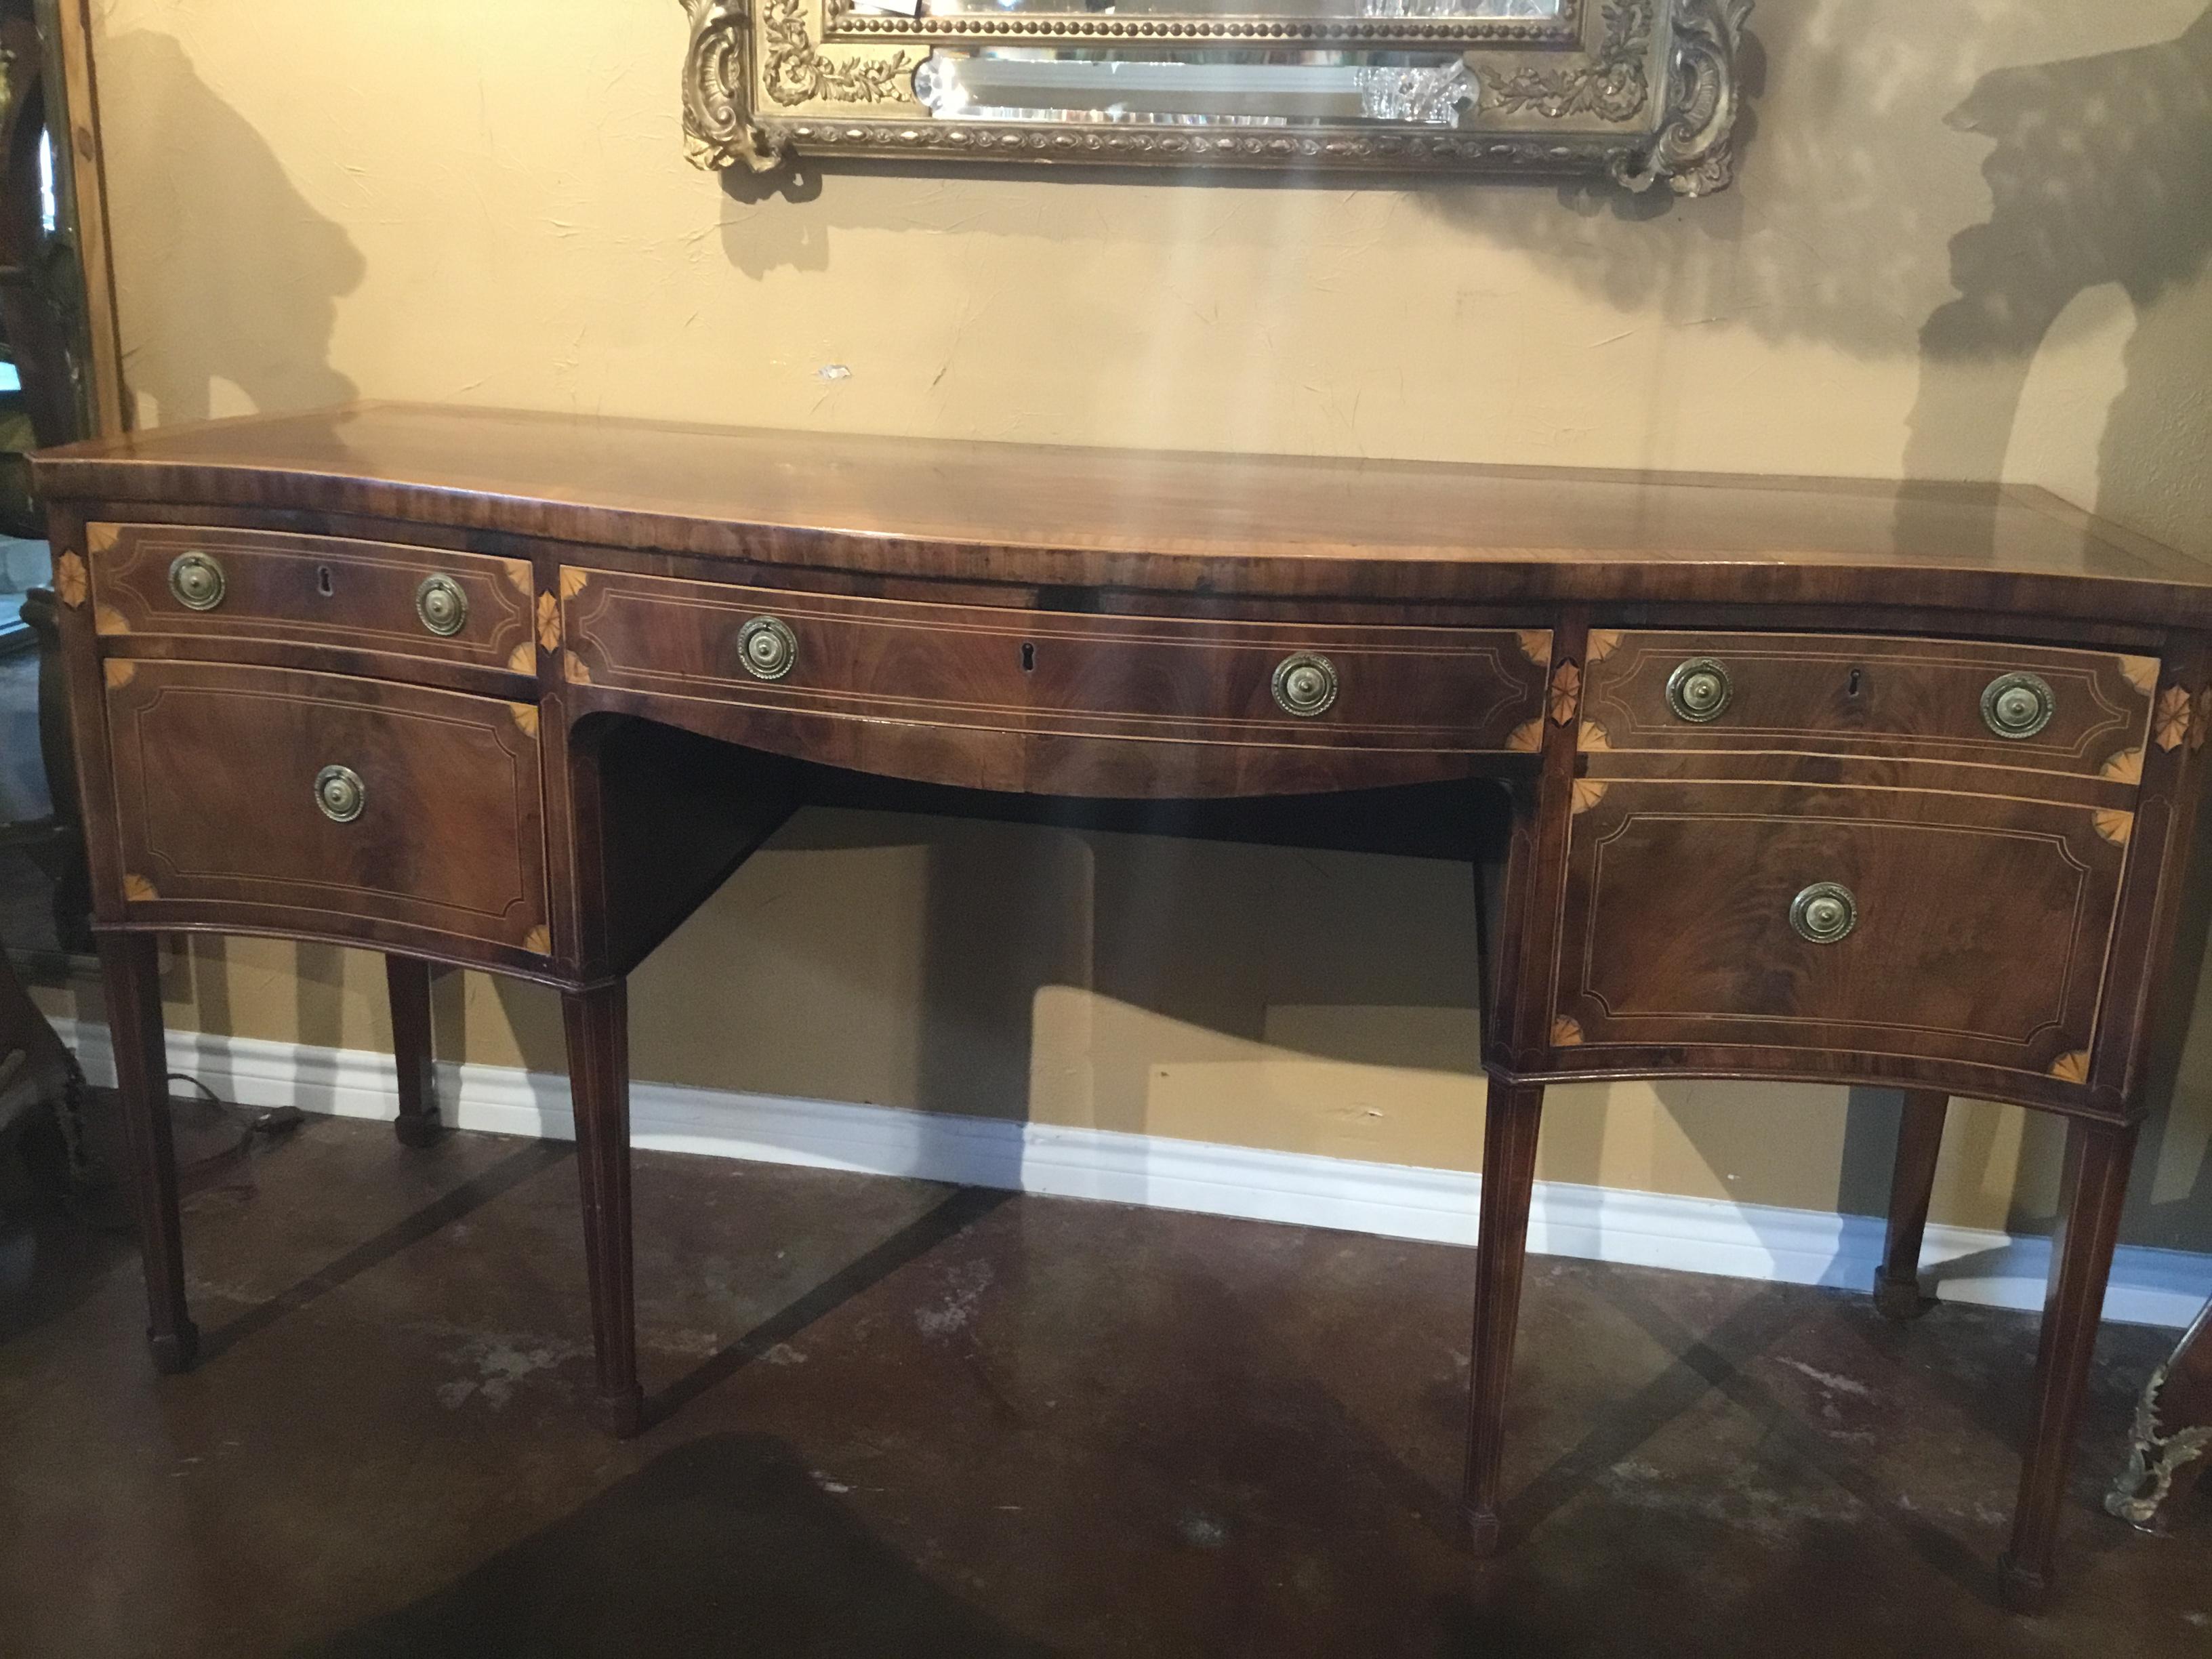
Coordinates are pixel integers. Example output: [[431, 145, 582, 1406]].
[[682, 0, 1752, 192]]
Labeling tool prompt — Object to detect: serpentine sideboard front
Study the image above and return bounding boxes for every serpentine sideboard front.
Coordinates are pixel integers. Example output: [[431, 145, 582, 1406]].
[[35, 404, 2212, 1612]]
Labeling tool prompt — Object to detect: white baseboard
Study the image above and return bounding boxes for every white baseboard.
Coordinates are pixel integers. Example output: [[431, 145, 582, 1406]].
[[54, 1018, 2212, 1328]]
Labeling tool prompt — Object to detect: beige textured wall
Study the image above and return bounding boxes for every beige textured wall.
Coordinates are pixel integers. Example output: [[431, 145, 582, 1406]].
[[54, 0, 2212, 1247]]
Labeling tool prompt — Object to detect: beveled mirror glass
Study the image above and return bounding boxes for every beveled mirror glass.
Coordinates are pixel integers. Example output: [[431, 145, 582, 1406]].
[[682, 0, 1752, 191]]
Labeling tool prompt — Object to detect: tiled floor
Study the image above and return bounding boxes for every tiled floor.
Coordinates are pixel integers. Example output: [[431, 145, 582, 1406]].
[[1, 1109, 2205, 1657]]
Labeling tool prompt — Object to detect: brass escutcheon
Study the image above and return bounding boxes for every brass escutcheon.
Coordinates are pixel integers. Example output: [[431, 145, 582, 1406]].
[[1790, 881, 1858, 944], [737, 615, 798, 680], [415, 574, 470, 637], [1981, 670, 2054, 740], [1272, 651, 1338, 718], [1666, 657, 1731, 722], [314, 764, 366, 824], [167, 552, 226, 611]]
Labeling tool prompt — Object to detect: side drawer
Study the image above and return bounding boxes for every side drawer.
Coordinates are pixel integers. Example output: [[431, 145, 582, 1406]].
[[1551, 779, 2127, 1080], [1580, 631, 2158, 777], [560, 568, 1552, 753], [102, 661, 550, 960], [86, 523, 538, 677]]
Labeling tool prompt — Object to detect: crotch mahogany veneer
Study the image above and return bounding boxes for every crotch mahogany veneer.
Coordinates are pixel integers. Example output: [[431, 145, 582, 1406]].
[[36, 405, 2212, 1613]]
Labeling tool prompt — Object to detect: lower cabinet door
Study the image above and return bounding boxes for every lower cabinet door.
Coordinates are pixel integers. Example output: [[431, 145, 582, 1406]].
[[102, 660, 550, 960], [1551, 779, 2129, 1081]]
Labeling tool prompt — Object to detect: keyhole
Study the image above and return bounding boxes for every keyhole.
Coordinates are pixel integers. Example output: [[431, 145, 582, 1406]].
[[317, 565, 334, 598], [1021, 642, 1036, 674], [1846, 668, 1862, 698]]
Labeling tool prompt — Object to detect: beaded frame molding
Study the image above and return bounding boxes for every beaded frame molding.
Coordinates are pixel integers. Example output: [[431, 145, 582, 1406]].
[[681, 0, 1753, 192]]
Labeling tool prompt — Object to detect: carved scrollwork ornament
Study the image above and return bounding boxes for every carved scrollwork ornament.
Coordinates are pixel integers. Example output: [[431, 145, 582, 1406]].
[[681, 0, 788, 174], [1481, 0, 1652, 123], [760, 0, 924, 107], [2104, 1361, 2212, 1529], [1612, 0, 1751, 197]]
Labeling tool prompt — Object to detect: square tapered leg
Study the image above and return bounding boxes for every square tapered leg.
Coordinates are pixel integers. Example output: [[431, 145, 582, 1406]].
[[98, 933, 199, 1374], [1463, 1076, 1544, 1555], [1998, 1116, 2137, 1612], [564, 979, 643, 1437], [1874, 1090, 1948, 1321], [386, 956, 443, 1148]]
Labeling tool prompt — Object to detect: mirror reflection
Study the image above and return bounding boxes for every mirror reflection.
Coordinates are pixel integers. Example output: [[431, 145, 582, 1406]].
[[853, 0, 1561, 20], [912, 49, 1488, 127]]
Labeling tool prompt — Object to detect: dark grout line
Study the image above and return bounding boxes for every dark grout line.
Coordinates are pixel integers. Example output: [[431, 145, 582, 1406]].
[[651, 1183, 1013, 1425], [1496, 1287, 1811, 1549], [196, 1137, 575, 1364], [1570, 1278, 1998, 1605]]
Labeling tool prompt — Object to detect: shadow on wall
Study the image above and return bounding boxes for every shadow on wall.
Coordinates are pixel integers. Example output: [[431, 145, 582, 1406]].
[[1418, 1, 2212, 570], [1412, 5, 2211, 379], [1904, 7, 2212, 519], [100, 30, 363, 422]]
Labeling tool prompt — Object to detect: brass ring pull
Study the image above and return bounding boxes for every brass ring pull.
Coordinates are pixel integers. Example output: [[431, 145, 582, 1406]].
[[167, 552, 227, 612], [314, 764, 366, 824], [1790, 882, 1858, 945], [1666, 657, 1732, 722], [1272, 651, 1338, 718], [1981, 671, 2054, 740], [737, 615, 798, 680], [415, 575, 470, 637]]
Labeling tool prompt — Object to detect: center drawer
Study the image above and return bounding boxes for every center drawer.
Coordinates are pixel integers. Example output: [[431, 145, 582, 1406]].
[[102, 661, 550, 962], [1551, 779, 2127, 1081], [559, 568, 1552, 753]]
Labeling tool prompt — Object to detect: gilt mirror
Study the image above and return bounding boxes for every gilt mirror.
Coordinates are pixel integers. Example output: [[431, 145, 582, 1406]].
[[682, 0, 1750, 192]]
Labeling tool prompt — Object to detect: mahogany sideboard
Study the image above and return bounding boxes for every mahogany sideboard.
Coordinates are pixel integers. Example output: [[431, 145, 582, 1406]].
[[33, 404, 2212, 1612]]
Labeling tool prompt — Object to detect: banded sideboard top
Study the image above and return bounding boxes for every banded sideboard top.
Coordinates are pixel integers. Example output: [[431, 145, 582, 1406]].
[[37, 401, 2212, 621]]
